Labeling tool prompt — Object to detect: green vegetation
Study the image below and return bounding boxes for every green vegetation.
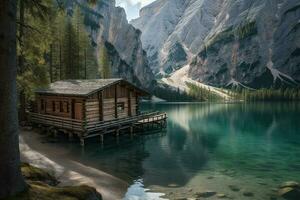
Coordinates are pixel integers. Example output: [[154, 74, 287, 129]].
[[98, 43, 111, 78], [186, 82, 225, 102], [233, 88, 300, 102], [5, 163, 102, 200], [16, 1, 98, 118], [203, 21, 257, 56], [205, 27, 235, 53], [236, 21, 258, 40], [152, 86, 195, 102], [21, 163, 58, 186]]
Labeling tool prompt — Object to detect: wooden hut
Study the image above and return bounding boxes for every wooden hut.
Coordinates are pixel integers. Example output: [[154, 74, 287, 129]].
[[30, 79, 167, 145]]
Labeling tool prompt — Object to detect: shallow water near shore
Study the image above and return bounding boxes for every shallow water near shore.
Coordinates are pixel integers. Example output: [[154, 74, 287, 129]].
[[27, 103, 300, 199]]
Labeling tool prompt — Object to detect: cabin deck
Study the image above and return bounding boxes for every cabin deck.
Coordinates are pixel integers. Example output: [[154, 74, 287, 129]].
[[29, 111, 167, 146]]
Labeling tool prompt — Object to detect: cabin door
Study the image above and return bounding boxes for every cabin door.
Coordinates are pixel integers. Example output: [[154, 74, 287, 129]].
[[72, 100, 83, 120]]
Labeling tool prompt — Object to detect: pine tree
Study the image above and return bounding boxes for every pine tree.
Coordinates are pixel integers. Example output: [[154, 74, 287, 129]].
[[99, 44, 111, 78]]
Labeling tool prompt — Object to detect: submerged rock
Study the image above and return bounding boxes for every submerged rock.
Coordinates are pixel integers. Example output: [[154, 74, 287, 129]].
[[168, 183, 179, 187], [228, 185, 240, 192], [278, 181, 300, 200], [280, 181, 299, 188], [278, 187, 300, 200], [216, 193, 227, 198], [243, 191, 254, 197], [195, 191, 216, 198]]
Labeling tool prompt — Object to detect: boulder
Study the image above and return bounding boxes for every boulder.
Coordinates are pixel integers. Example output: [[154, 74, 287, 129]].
[[216, 193, 227, 198], [195, 191, 216, 198], [243, 191, 254, 197], [280, 181, 299, 189], [278, 187, 300, 200], [228, 185, 240, 192]]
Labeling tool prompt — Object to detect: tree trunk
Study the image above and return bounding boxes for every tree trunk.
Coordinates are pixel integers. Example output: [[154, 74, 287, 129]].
[[18, 0, 26, 122], [0, 0, 26, 198]]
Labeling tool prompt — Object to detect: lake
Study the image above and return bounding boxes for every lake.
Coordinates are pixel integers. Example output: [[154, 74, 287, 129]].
[[30, 103, 300, 199]]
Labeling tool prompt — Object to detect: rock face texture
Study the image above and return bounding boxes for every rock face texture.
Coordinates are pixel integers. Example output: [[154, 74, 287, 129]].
[[132, 0, 300, 88], [75, 0, 155, 88]]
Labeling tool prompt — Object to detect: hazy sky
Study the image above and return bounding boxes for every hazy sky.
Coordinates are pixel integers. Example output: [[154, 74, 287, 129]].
[[116, 0, 156, 21]]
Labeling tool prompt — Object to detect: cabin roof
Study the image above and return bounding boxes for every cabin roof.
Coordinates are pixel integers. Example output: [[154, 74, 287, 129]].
[[35, 79, 149, 97]]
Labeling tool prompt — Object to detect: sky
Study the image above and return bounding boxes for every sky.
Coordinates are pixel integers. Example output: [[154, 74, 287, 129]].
[[116, 0, 156, 21]]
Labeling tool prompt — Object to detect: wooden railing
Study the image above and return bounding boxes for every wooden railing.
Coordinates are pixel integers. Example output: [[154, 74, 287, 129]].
[[29, 111, 167, 134], [85, 111, 167, 133], [29, 113, 84, 132]]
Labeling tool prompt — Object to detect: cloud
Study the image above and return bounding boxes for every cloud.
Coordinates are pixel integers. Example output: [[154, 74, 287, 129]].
[[116, 0, 155, 21]]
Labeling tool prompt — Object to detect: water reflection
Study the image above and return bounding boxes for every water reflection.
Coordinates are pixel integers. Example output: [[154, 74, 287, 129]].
[[37, 103, 300, 197]]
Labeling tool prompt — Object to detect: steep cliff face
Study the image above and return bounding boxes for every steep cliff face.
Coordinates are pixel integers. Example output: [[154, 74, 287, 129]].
[[189, 0, 300, 88], [131, 0, 223, 76], [77, 0, 155, 88], [133, 0, 300, 88]]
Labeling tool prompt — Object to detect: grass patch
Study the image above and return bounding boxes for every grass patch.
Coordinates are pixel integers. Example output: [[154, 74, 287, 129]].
[[236, 21, 258, 40]]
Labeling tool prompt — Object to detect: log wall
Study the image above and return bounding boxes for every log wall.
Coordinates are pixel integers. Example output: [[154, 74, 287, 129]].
[[85, 99, 100, 123], [35, 82, 142, 124]]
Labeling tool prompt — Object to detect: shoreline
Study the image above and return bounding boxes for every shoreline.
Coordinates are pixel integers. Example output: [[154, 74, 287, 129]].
[[20, 129, 129, 200]]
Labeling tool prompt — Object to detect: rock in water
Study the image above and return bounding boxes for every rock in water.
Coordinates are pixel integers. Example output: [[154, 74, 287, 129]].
[[243, 191, 254, 197], [195, 191, 216, 198], [228, 185, 240, 192], [216, 193, 227, 198], [278, 181, 300, 200], [278, 187, 300, 200], [280, 181, 299, 188]]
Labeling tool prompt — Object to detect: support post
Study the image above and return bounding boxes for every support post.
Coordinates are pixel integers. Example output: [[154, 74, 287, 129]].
[[100, 134, 104, 146], [114, 84, 118, 119], [80, 137, 85, 147], [68, 132, 73, 141], [116, 129, 120, 144], [130, 126, 134, 139], [53, 129, 57, 138]]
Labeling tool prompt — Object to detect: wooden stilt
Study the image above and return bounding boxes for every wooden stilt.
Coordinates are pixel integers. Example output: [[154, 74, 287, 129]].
[[80, 138, 85, 147], [130, 126, 134, 139], [68, 132, 73, 141], [100, 134, 104, 146], [53, 129, 57, 138], [116, 129, 120, 144]]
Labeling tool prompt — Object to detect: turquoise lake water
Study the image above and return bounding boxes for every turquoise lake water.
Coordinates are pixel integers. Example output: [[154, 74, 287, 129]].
[[38, 103, 300, 199]]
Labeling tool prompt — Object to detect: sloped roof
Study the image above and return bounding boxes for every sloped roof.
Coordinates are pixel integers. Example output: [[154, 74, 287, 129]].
[[35, 79, 149, 96]]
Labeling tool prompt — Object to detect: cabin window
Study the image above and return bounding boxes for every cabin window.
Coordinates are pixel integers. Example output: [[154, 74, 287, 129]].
[[40, 99, 44, 110], [117, 102, 125, 112], [52, 101, 55, 112], [60, 101, 63, 112]]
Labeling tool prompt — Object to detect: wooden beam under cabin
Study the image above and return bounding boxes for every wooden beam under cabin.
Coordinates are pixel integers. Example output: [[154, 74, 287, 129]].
[[98, 90, 104, 121], [114, 84, 118, 119]]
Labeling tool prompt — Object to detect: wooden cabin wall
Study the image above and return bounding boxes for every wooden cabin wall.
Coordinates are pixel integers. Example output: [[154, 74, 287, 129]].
[[101, 84, 139, 121], [85, 99, 100, 123], [130, 92, 137, 116], [36, 95, 84, 120], [35, 82, 142, 123]]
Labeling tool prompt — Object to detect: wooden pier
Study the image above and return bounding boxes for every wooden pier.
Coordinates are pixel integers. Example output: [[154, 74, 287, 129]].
[[29, 111, 167, 146]]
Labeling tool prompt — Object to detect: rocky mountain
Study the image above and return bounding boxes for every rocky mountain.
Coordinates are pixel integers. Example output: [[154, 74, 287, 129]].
[[70, 0, 155, 88], [132, 0, 300, 88]]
